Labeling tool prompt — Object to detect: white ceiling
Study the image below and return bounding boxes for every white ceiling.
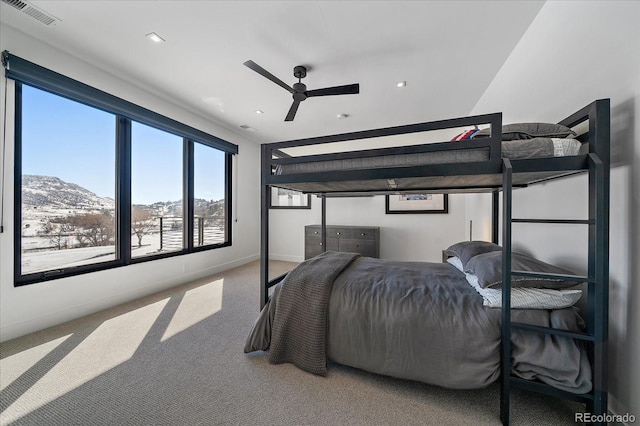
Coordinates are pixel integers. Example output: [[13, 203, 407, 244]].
[[1, 0, 545, 144]]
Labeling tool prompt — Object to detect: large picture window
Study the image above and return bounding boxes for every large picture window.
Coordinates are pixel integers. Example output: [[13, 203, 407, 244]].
[[20, 86, 117, 275], [8, 52, 236, 285]]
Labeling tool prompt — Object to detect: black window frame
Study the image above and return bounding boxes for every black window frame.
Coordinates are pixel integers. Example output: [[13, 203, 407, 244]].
[[11, 69, 235, 287]]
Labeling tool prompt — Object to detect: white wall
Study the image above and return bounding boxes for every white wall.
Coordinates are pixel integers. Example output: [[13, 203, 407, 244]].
[[466, 0, 640, 418], [0, 26, 260, 342], [269, 194, 466, 263]]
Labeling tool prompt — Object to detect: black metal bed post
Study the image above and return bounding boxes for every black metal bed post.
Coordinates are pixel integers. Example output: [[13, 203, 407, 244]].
[[260, 144, 270, 309], [587, 99, 610, 417], [500, 159, 513, 425], [492, 192, 500, 244], [321, 194, 327, 251], [588, 153, 607, 417]]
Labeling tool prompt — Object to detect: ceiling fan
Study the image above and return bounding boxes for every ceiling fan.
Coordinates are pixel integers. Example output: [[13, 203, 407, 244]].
[[243, 60, 359, 122]]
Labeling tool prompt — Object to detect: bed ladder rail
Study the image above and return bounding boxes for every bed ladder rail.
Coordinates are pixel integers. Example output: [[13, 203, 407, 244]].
[[500, 146, 609, 425], [509, 377, 594, 404]]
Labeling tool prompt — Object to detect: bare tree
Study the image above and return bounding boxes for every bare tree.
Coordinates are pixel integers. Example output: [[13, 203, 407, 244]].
[[39, 220, 73, 250], [70, 211, 114, 247], [131, 207, 156, 248]]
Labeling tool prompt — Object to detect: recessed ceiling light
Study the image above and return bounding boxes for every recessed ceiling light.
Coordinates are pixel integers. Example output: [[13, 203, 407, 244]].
[[337, 114, 349, 119], [146, 32, 165, 43], [396, 81, 407, 88], [255, 109, 264, 114]]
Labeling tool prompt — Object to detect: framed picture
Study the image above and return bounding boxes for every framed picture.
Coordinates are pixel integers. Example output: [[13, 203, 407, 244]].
[[385, 193, 448, 214], [269, 187, 311, 209]]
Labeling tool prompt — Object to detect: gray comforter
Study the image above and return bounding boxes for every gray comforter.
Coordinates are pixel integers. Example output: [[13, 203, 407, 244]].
[[245, 252, 591, 393]]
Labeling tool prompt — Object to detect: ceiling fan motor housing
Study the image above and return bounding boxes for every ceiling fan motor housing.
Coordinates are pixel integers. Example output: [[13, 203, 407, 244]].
[[293, 82, 307, 100], [293, 65, 307, 79]]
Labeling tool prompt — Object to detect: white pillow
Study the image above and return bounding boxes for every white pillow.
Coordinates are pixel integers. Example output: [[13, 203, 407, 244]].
[[446, 256, 465, 272], [552, 138, 582, 156], [465, 272, 582, 309]]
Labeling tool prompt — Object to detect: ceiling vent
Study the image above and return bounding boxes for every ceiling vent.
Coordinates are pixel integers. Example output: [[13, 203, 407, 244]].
[[2, 0, 60, 26]]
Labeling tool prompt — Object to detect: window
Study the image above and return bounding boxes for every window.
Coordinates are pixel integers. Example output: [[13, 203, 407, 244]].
[[131, 122, 184, 258], [20, 85, 117, 275], [193, 142, 228, 247], [8, 52, 236, 285]]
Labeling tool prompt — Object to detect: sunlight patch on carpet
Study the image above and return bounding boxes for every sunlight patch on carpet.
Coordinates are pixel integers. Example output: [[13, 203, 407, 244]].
[[0, 298, 168, 420], [0, 334, 71, 392], [161, 278, 224, 342]]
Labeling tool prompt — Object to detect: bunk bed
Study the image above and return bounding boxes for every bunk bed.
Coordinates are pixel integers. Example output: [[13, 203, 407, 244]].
[[249, 99, 609, 425]]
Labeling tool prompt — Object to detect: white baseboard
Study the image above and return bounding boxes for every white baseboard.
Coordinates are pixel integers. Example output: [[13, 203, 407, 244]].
[[269, 254, 304, 263], [190, 253, 260, 277], [607, 394, 636, 425]]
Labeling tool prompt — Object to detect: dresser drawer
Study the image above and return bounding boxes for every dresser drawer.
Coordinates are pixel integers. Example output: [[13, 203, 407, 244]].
[[351, 228, 377, 240], [305, 227, 323, 238], [339, 239, 377, 257], [304, 236, 339, 259], [306, 236, 339, 250], [305, 245, 323, 260], [326, 227, 352, 238]]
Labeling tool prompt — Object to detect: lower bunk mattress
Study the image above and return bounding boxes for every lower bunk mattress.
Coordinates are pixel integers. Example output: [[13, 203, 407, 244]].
[[244, 251, 591, 393]]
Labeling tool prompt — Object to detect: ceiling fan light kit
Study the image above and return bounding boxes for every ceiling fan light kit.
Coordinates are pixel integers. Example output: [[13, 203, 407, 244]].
[[244, 60, 359, 122]]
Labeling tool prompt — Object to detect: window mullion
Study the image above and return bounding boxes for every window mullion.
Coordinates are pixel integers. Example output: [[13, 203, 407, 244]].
[[13, 82, 23, 282], [117, 117, 132, 264], [184, 139, 194, 251], [225, 153, 232, 245]]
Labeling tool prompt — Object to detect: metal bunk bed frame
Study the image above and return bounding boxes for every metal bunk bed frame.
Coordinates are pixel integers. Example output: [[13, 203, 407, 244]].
[[259, 99, 610, 425]]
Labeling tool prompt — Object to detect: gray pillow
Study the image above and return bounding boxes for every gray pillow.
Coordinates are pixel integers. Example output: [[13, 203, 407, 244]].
[[445, 241, 501, 268], [464, 251, 582, 289], [473, 122, 577, 141]]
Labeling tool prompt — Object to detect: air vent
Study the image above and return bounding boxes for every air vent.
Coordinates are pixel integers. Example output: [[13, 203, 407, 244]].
[[2, 0, 59, 26], [3, 0, 26, 10]]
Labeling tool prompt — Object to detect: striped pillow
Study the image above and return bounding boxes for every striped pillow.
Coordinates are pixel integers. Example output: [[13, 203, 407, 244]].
[[451, 128, 479, 141]]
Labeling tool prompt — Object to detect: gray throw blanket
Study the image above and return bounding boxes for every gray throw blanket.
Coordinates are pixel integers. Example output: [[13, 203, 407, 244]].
[[245, 251, 360, 376]]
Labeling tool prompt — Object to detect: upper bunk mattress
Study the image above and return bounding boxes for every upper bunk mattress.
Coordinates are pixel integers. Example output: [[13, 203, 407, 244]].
[[275, 138, 583, 176]]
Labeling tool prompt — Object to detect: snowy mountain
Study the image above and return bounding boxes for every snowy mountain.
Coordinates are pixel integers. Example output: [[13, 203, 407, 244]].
[[22, 175, 115, 210], [22, 175, 223, 215]]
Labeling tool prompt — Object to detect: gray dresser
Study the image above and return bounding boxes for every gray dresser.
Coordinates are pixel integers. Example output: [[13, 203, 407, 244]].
[[304, 225, 380, 260]]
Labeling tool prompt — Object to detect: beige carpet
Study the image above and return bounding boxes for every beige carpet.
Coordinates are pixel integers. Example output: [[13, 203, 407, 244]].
[[0, 260, 585, 425]]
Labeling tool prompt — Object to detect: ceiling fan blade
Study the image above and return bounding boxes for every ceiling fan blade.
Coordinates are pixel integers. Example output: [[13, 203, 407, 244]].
[[306, 83, 359, 97], [243, 60, 295, 94], [285, 99, 301, 121]]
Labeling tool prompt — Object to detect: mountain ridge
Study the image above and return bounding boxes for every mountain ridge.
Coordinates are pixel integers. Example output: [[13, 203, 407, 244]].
[[22, 175, 115, 210], [22, 175, 224, 215]]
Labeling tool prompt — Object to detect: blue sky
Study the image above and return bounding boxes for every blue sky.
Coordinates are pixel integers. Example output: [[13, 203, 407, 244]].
[[21, 85, 226, 205]]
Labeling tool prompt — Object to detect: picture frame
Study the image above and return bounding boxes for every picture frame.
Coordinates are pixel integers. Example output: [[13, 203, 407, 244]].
[[269, 187, 311, 209], [385, 193, 448, 214]]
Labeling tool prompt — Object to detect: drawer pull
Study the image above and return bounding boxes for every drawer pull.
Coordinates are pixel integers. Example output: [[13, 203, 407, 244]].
[[336, 232, 341, 235], [360, 233, 366, 236], [314, 231, 318, 234]]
